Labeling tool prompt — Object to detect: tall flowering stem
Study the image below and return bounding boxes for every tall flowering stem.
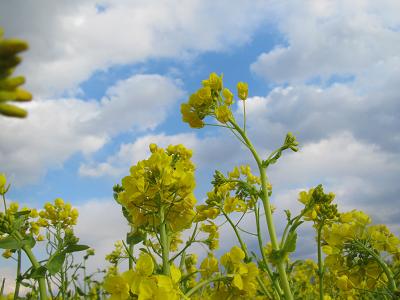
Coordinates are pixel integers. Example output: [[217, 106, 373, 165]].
[[230, 119, 293, 300]]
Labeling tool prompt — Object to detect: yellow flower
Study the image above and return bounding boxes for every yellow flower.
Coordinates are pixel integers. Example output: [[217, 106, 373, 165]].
[[203, 73, 222, 91], [222, 88, 234, 105], [200, 254, 219, 278], [2, 249, 12, 259], [103, 274, 130, 300], [215, 105, 232, 123], [237, 82, 248, 100]]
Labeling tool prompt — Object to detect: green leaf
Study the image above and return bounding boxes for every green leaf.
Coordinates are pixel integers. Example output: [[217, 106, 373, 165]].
[[121, 206, 131, 224], [14, 210, 31, 217], [22, 235, 36, 248], [283, 231, 297, 253], [127, 231, 145, 245], [0, 235, 22, 249], [46, 252, 66, 275], [29, 266, 47, 279], [63, 244, 90, 253], [76, 286, 86, 296]]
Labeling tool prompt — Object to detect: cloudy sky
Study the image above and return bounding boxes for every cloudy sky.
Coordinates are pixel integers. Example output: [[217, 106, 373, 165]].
[[1, 0, 400, 288]]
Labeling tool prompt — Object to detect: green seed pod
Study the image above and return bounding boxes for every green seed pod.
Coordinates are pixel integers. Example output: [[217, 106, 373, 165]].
[[0, 55, 21, 69], [14, 89, 32, 102], [0, 90, 17, 102], [0, 39, 29, 57], [0, 102, 27, 118], [0, 76, 25, 90]]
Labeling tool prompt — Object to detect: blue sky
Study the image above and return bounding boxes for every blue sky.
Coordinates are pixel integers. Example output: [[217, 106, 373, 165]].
[[1, 0, 400, 282]]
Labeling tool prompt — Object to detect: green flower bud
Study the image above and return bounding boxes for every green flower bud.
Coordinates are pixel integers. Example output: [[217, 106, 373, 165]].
[[0, 76, 25, 90], [0, 103, 27, 118], [0, 39, 29, 57]]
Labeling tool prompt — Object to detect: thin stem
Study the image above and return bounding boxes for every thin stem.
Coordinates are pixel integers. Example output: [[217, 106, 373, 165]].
[[229, 119, 293, 300], [243, 100, 246, 133], [204, 123, 234, 129], [221, 211, 248, 259], [256, 276, 273, 299], [184, 274, 233, 297], [1, 278, 5, 296], [354, 240, 397, 295], [46, 276, 55, 299], [13, 250, 21, 300], [2, 193, 7, 213], [169, 223, 198, 263]]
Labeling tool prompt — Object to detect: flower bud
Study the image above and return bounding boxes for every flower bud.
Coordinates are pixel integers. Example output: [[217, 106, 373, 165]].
[[237, 82, 248, 100], [0, 173, 7, 194], [222, 88, 234, 105], [149, 143, 158, 153], [0, 39, 29, 56], [0, 103, 27, 118]]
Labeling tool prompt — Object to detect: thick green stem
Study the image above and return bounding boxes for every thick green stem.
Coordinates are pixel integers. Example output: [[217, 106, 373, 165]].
[[13, 250, 21, 300], [230, 120, 293, 300], [22, 245, 47, 300], [317, 225, 324, 300], [255, 206, 283, 299], [159, 205, 170, 275]]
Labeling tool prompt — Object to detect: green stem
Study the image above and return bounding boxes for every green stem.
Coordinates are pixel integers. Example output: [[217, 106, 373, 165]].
[[22, 245, 47, 300], [221, 211, 248, 259], [223, 209, 278, 298], [169, 223, 198, 263], [255, 206, 283, 299], [159, 205, 170, 275], [13, 250, 21, 300], [1, 278, 5, 296], [230, 119, 293, 300], [184, 274, 233, 297], [243, 100, 246, 133], [355, 240, 397, 295], [317, 224, 324, 300], [83, 260, 87, 296], [2, 193, 7, 213]]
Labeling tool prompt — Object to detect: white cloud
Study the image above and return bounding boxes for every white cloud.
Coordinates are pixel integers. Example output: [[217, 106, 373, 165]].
[[0, 74, 183, 185], [240, 79, 400, 152], [267, 132, 400, 230], [0, 0, 271, 97], [79, 131, 243, 178], [74, 199, 129, 273], [251, 0, 400, 83]]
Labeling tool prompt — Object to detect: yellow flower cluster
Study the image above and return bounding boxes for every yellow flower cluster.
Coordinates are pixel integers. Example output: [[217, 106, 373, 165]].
[[104, 253, 183, 300], [298, 185, 338, 225], [0, 27, 32, 118], [195, 165, 262, 229], [183, 254, 198, 288], [180, 72, 249, 128], [0, 201, 44, 246], [118, 144, 197, 233], [197, 246, 260, 299], [38, 198, 79, 228], [200, 221, 219, 250], [105, 241, 126, 265], [322, 210, 400, 297]]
